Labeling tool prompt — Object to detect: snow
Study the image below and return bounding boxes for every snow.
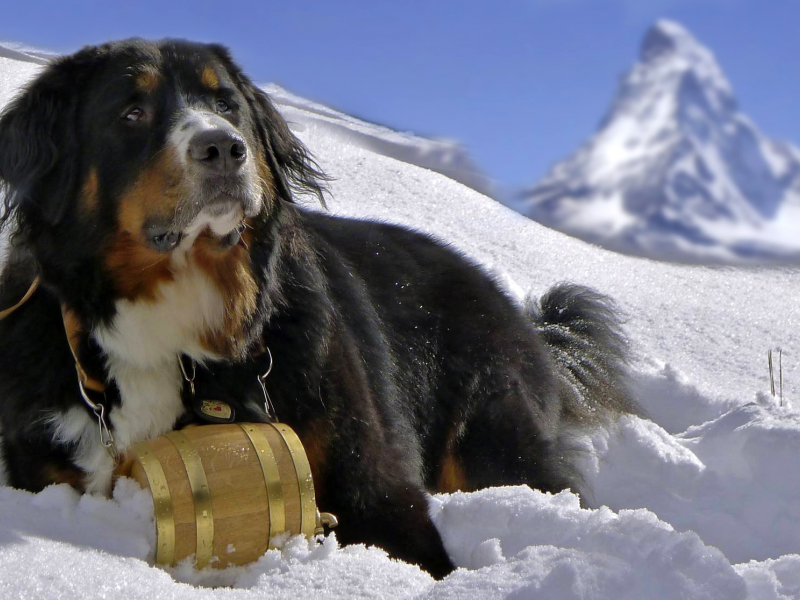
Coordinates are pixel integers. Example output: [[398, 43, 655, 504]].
[[2, 45, 800, 600], [264, 83, 493, 198]]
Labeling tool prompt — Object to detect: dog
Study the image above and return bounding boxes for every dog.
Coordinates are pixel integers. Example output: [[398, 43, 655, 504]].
[[0, 39, 638, 578]]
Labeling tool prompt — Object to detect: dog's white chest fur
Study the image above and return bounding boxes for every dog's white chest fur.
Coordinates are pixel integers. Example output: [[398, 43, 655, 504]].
[[74, 257, 226, 494]]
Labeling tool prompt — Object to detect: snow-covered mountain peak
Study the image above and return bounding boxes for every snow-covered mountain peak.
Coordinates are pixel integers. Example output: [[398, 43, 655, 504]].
[[643, 20, 714, 66], [635, 20, 735, 113], [641, 20, 694, 60], [522, 21, 800, 264]]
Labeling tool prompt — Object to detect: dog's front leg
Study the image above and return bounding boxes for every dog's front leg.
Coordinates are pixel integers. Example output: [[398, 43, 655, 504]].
[[320, 479, 455, 579]]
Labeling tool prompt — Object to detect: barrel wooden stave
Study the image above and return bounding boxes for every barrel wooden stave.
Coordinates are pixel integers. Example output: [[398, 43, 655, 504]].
[[128, 423, 312, 569]]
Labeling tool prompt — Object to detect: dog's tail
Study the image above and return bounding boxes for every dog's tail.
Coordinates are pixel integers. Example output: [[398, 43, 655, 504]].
[[525, 283, 640, 425]]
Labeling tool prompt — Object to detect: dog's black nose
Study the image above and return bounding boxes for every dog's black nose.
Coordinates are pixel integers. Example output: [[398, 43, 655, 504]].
[[188, 129, 247, 175]]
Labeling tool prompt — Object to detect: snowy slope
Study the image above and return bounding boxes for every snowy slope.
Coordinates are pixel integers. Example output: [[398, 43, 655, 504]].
[[2, 45, 800, 599], [521, 20, 800, 264], [264, 83, 493, 197], [0, 41, 50, 65]]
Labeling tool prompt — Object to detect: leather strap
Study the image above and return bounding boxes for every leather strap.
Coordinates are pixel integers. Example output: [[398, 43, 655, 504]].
[[61, 305, 107, 394], [0, 276, 40, 321], [0, 275, 106, 394]]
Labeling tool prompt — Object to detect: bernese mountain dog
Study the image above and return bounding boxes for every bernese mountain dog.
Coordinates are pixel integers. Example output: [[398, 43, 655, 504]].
[[0, 39, 638, 578]]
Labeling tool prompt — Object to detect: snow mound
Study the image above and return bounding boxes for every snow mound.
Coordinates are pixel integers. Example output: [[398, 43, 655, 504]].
[[582, 402, 800, 564], [431, 486, 747, 600], [0, 480, 774, 600]]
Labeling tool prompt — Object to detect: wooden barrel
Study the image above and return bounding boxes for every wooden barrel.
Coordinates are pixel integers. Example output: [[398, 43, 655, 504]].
[[125, 422, 331, 569]]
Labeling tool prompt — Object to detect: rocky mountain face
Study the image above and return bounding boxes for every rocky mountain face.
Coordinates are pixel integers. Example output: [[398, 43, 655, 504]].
[[521, 20, 800, 263]]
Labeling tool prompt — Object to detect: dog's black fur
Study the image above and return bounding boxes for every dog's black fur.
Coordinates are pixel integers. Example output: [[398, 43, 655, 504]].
[[0, 39, 637, 578]]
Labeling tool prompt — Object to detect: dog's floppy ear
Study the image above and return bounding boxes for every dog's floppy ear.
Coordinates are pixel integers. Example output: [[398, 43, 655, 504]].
[[212, 45, 330, 206], [251, 88, 330, 206], [0, 50, 97, 234]]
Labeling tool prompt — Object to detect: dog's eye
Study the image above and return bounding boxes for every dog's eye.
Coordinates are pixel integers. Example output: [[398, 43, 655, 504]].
[[215, 99, 230, 113], [123, 107, 146, 122]]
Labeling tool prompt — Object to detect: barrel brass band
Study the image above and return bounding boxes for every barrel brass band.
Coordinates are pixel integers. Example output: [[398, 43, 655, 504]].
[[239, 424, 286, 547], [270, 423, 317, 538], [133, 442, 175, 567], [166, 430, 214, 569]]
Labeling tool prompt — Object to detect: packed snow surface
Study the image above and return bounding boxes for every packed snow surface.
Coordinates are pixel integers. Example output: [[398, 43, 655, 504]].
[[2, 45, 800, 600]]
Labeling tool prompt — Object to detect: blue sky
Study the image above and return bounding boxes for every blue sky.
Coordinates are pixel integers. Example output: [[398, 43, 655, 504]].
[[1, 1, 798, 192]]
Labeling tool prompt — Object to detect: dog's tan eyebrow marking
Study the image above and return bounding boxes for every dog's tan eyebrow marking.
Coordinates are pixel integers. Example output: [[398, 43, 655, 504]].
[[135, 66, 161, 92], [201, 65, 220, 90]]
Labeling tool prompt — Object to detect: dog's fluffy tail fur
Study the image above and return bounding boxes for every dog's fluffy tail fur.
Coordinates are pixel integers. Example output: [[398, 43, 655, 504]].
[[525, 283, 640, 425]]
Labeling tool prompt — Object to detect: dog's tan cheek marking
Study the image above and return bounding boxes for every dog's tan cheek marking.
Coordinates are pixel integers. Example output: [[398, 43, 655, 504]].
[[193, 226, 258, 357], [256, 151, 276, 206], [81, 168, 100, 213], [201, 66, 219, 90], [104, 151, 185, 301], [255, 151, 312, 261]]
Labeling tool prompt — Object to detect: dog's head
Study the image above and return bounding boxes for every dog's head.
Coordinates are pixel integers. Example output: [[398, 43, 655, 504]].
[[0, 38, 326, 301]]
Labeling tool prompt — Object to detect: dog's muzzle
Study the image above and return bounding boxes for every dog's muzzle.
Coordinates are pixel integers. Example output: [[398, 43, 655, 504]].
[[145, 114, 261, 253]]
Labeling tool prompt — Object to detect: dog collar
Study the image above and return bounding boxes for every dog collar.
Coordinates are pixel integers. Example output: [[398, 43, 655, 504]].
[[61, 305, 119, 462], [179, 348, 276, 424], [62, 306, 107, 394], [0, 279, 119, 457]]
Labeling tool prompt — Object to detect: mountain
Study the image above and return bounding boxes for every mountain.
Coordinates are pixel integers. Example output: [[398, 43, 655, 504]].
[[521, 20, 800, 263]]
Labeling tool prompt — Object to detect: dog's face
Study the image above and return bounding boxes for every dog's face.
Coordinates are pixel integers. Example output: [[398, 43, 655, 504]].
[[0, 39, 324, 305], [87, 42, 265, 252]]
